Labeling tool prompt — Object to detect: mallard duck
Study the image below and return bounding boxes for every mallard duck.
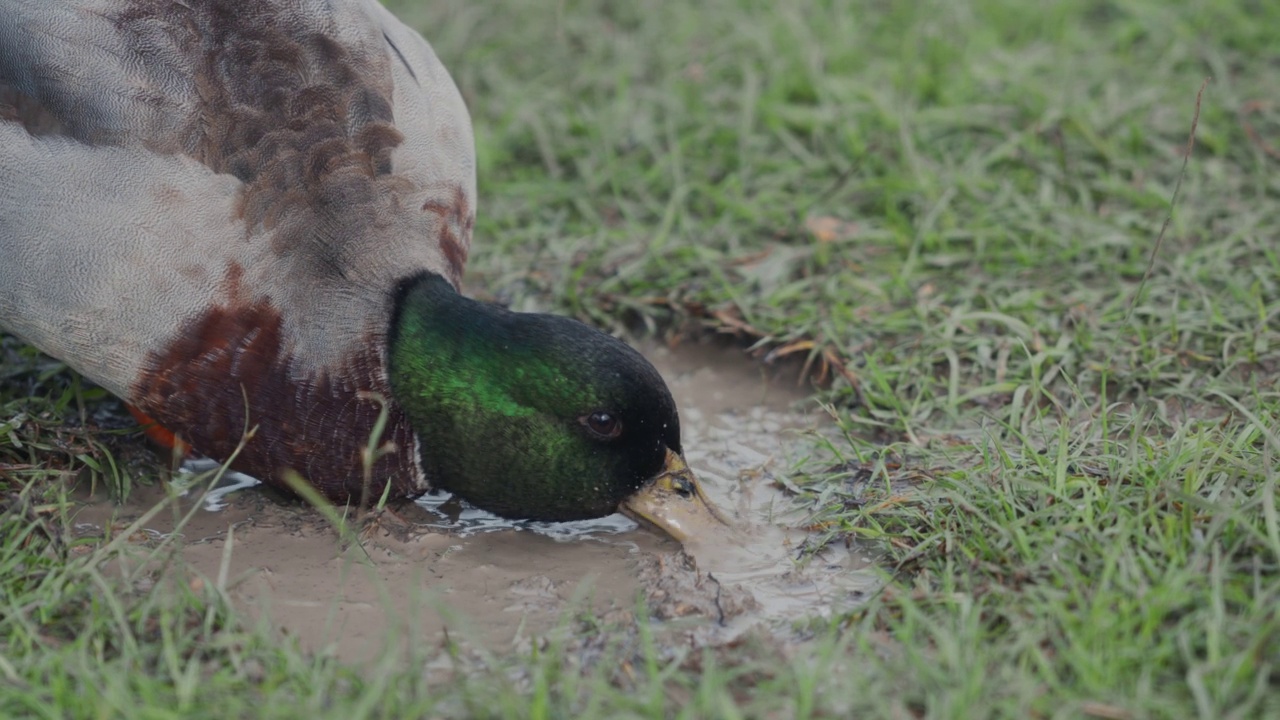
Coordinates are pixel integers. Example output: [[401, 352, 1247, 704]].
[[0, 0, 722, 541]]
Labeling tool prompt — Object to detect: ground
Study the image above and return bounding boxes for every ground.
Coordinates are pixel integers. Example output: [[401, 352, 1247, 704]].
[[2, 0, 1279, 717]]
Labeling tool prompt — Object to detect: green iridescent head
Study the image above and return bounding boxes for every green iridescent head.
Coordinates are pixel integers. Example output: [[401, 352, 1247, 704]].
[[387, 273, 685, 521]]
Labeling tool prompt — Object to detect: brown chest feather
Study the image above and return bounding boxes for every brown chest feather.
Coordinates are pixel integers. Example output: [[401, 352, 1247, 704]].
[[131, 299, 425, 504]]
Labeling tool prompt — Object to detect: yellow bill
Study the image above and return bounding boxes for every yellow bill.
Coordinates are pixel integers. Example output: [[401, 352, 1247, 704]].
[[619, 447, 730, 543]]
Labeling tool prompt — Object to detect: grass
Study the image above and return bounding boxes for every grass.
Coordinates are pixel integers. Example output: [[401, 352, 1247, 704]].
[[3, 0, 1280, 716]]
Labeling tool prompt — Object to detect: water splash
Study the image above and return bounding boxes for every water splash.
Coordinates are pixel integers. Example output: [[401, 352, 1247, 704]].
[[413, 490, 640, 540], [174, 458, 262, 512]]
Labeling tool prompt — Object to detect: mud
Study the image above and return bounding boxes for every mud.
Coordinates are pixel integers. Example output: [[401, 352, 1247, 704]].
[[71, 340, 880, 663]]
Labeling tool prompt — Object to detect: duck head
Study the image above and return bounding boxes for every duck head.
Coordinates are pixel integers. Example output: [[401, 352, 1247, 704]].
[[387, 272, 725, 542]]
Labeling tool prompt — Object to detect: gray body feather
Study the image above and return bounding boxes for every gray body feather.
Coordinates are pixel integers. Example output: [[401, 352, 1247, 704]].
[[0, 0, 475, 399]]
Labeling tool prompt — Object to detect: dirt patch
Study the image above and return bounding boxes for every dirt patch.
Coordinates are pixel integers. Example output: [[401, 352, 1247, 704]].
[[71, 340, 880, 663]]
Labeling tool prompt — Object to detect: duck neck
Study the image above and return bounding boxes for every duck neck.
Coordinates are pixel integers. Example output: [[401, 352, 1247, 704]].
[[386, 273, 519, 440], [384, 273, 596, 517]]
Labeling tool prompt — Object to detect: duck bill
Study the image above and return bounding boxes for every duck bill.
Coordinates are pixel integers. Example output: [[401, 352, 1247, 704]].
[[618, 448, 729, 544]]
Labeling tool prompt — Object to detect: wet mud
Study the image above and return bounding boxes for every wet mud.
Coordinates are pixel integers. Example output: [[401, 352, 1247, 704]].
[[71, 340, 880, 663]]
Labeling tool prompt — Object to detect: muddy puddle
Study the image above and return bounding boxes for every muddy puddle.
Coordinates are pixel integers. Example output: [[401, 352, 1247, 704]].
[[71, 340, 880, 663]]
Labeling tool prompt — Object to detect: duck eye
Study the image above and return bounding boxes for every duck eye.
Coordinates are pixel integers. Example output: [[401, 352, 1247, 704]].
[[582, 411, 622, 439]]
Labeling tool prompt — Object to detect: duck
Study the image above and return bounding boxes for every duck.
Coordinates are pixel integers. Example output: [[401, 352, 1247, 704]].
[[0, 0, 723, 542]]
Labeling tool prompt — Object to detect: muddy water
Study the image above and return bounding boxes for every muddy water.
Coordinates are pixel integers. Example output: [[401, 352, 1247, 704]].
[[72, 340, 879, 662]]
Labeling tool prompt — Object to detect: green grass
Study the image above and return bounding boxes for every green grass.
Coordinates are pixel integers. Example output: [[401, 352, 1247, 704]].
[[3, 0, 1280, 717]]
